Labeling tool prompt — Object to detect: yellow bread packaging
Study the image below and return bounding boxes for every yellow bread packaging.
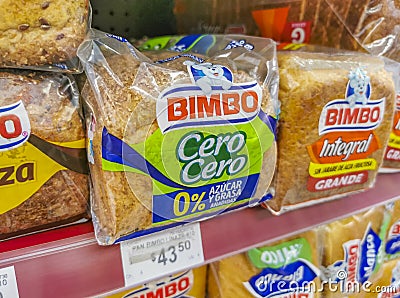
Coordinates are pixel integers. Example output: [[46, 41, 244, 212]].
[[105, 266, 206, 298], [208, 230, 321, 298], [0, 70, 89, 240], [318, 206, 387, 297]]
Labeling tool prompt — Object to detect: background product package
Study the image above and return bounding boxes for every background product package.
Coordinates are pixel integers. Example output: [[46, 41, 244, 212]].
[[0, 0, 91, 73], [78, 30, 279, 245], [264, 50, 396, 214], [384, 200, 400, 262], [0, 70, 89, 240], [325, 0, 400, 62], [105, 266, 206, 298], [382, 91, 400, 172], [207, 231, 321, 298], [173, 0, 364, 52]]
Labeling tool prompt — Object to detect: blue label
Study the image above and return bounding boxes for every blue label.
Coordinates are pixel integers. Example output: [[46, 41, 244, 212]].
[[386, 236, 400, 255], [244, 259, 319, 298], [359, 226, 381, 284], [152, 175, 259, 224], [105, 33, 128, 42]]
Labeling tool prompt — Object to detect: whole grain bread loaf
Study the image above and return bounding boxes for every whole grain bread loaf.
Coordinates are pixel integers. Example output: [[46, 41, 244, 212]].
[[80, 33, 278, 245], [265, 51, 395, 213], [0, 70, 89, 240], [0, 0, 89, 67]]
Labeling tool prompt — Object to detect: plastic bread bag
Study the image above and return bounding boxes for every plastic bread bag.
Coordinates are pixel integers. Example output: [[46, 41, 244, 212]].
[[325, 0, 400, 62], [77, 30, 279, 245], [263, 48, 396, 214], [104, 266, 207, 298], [0, 0, 91, 73], [0, 70, 90, 240], [208, 230, 321, 297], [317, 206, 388, 297]]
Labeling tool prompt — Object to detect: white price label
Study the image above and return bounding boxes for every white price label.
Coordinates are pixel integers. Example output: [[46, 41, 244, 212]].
[[0, 266, 19, 298], [120, 223, 204, 286]]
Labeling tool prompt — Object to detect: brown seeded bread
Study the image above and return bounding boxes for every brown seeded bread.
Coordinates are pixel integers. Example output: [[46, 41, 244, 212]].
[[0, 70, 89, 239], [83, 49, 277, 244], [0, 0, 89, 66]]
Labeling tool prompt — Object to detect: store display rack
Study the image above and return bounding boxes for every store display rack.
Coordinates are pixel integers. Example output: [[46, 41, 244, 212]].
[[0, 172, 399, 298]]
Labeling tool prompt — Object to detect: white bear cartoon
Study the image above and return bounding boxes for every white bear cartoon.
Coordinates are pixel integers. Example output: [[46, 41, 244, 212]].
[[184, 61, 233, 94], [346, 68, 370, 108]]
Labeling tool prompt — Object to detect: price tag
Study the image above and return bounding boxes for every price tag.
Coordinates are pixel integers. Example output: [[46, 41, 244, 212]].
[[0, 266, 20, 298], [120, 223, 204, 286]]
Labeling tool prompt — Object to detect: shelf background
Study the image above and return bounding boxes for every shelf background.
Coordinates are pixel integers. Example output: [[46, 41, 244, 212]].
[[0, 172, 399, 298]]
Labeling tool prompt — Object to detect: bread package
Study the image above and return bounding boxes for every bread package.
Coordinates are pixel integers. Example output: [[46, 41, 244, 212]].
[[208, 231, 321, 297], [105, 266, 207, 298], [383, 200, 400, 262], [0, 0, 90, 72], [318, 206, 387, 297], [264, 51, 396, 213], [78, 31, 279, 245], [0, 70, 89, 240], [382, 93, 400, 172]]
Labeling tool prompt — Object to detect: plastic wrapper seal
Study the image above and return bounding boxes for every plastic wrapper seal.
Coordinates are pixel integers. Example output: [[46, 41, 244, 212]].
[[78, 30, 279, 245], [263, 48, 396, 214], [0, 0, 91, 73], [0, 70, 90, 240]]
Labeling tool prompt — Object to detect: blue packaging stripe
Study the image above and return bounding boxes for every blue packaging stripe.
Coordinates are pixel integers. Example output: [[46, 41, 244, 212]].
[[359, 227, 381, 284], [152, 174, 259, 224], [386, 236, 400, 255], [102, 127, 186, 189], [0, 101, 21, 113]]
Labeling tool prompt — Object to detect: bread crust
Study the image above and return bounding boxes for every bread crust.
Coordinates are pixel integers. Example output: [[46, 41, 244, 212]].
[[0, 70, 89, 239], [0, 0, 89, 66]]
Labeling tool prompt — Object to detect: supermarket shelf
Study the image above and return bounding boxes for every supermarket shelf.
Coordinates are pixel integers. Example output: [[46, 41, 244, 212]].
[[0, 172, 399, 298]]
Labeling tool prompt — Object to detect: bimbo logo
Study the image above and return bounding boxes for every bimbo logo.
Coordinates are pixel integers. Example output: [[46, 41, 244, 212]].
[[0, 101, 31, 151], [123, 271, 193, 298], [156, 61, 262, 133], [318, 68, 385, 135]]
